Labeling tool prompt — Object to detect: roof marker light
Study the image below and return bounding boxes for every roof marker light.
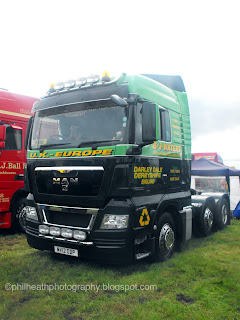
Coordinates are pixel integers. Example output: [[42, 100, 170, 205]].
[[76, 77, 87, 86], [102, 71, 110, 82], [48, 83, 55, 94], [64, 79, 75, 89], [87, 74, 100, 84], [55, 82, 65, 91]]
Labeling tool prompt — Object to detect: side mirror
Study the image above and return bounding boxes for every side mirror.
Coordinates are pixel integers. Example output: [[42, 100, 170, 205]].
[[110, 95, 128, 107], [0, 125, 6, 141], [142, 102, 156, 143]]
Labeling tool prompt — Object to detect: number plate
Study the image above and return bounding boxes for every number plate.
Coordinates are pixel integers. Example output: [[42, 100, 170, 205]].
[[54, 246, 78, 257]]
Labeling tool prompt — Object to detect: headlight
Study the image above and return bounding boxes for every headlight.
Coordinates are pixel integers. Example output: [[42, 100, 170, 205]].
[[100, 215, 129, 229], [26, 206, 38, 221]]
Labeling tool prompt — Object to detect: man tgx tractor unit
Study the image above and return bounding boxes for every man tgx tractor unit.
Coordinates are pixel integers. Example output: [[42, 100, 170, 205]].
[[25, 73, 230, 263], [0, 89, 38, 231]]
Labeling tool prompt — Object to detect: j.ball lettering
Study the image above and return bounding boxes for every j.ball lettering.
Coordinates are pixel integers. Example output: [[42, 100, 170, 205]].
[[0, 162, 22, 169]]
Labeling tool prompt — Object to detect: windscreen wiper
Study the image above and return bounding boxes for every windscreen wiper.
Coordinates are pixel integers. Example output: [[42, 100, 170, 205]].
[[39, 143, 71, 153], [77, 139, 121, 148]]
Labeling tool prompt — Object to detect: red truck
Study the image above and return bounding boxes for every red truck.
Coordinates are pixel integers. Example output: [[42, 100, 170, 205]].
[[0, 89, 38, 231], [192, 152, 224, 164]]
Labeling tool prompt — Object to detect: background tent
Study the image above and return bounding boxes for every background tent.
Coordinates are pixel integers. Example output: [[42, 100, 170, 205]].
[[233, 201, 240, 218], [191, 157, 240, 193]]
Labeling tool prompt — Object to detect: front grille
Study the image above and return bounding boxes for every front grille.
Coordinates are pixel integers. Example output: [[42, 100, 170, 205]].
[[35, 166, 104, 197], [38, 204, 98, 230], [44, 210, 91, 228]]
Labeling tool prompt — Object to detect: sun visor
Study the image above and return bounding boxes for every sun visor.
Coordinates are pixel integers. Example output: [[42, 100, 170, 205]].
[[33, 85, 129, 111]]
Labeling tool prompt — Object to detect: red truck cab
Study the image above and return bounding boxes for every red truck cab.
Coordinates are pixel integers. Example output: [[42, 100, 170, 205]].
[[0, 89, 38, 231], [192, 152, 224, 164]]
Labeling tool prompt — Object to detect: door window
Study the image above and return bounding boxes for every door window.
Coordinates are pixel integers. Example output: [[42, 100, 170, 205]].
[[159, 108, 171, 142], [4, 126, 22, 150]]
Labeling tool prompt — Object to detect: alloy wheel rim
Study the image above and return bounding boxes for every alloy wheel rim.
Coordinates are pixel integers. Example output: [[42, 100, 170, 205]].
[[159, 223, 175, 255], [204, 207, 213, 231], [221, 204, 228, 225], [19, 206, 27, 230]]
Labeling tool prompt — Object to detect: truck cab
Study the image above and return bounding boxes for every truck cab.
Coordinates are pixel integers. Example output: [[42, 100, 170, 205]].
[[0, 90, 38, 231], [25, 73, 228, 263]]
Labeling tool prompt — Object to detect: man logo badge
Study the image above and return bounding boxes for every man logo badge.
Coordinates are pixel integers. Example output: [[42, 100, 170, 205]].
[[53, 177, 78, 192]]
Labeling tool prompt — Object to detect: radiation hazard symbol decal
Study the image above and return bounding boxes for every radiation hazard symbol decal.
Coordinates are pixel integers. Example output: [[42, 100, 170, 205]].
[[139, 208, 150, 226]]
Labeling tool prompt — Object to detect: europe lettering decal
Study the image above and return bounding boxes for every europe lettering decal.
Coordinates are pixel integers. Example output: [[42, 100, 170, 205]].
[[29, 149, 113, 158], [134, 166, 162, 185]]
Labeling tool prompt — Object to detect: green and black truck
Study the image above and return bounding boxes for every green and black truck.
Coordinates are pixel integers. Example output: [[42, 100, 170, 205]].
[[25, 73, 230, 263]]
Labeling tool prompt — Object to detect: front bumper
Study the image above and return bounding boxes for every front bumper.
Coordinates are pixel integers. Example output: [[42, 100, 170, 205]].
[[25, 194, 157, 263], [26, 222, 134, 264]]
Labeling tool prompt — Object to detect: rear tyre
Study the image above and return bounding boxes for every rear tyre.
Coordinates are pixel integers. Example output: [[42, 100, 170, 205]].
[[217, 198, 230, 230], [197, 202, 215, 237], [13, 198, 27, 233], [155, 212, 176, 262]]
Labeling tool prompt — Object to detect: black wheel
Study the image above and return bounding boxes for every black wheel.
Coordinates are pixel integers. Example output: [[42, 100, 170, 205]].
[[12, 198, 27, 233], [155, 212, 176, 262], [197, 202, 215, 237], [217, 198, 230, 230]]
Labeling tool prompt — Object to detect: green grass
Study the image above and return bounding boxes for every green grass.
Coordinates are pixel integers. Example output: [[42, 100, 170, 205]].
[[1, 220, 240, 320]]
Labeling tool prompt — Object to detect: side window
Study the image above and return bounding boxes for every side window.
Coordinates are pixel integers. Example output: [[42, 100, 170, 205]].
[[5, 126, 22, 150], [159, 108, 171, 142], [164, 111, 171, 142]]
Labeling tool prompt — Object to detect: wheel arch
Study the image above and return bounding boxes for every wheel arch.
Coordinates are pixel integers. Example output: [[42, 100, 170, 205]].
[[155, 201, 184, 243], [10, 188, 28, 214]]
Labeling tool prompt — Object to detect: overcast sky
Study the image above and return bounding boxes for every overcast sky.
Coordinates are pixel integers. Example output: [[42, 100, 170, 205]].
[[1, 0, 240, 167]]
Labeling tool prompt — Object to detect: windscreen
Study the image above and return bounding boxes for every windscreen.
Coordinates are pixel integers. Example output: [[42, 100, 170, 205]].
[[30, 100, 129, 150]]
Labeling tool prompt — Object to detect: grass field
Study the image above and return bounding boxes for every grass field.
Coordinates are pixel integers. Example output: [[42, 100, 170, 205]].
[[0, 220, 240, 320]]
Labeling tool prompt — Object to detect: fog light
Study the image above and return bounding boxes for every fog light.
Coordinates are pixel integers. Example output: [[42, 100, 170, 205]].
[[50, 227, 61, 236], [61, 228, 73, 238], [100, 215, 129, 229], [26, 206, 38, 221], [39, 225, 50, 235], [73, 230, 86, 241]]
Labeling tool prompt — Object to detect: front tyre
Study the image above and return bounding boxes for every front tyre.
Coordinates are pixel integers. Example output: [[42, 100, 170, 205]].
[[155, 212, 176, 262], [13, 198, 27, 233]]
